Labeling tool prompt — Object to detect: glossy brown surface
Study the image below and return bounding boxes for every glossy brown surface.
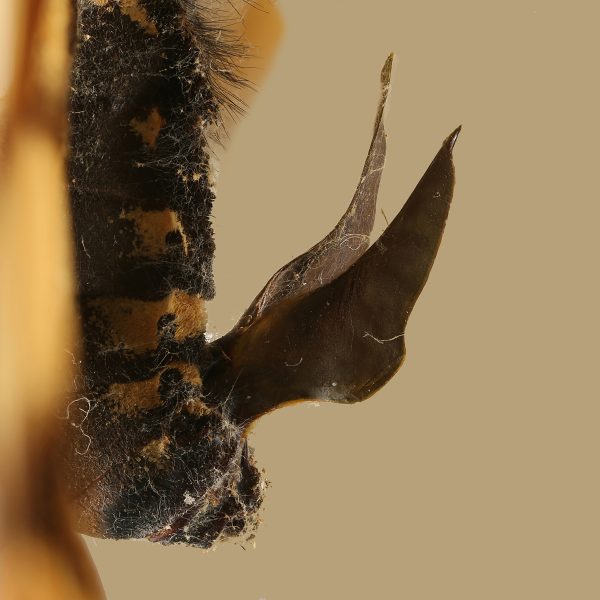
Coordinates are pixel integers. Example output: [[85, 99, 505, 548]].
[[206, 123, 459, 422]]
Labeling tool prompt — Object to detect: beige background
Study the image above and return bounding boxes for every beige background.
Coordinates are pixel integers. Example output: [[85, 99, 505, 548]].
[[3, 0, 600, 598]]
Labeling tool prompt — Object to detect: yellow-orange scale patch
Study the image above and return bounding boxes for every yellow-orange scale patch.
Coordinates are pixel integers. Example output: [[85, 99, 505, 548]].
[[107, 361, 206, 415], [129, 107, 165, 149], [89, 292, 207, 354], [120, 207, 189, 258], [90, 0, 158, 36]]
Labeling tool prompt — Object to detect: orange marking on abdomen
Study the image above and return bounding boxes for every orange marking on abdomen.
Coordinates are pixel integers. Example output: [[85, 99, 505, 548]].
[[107, 361, 205, 415], [89, 291, 207, 353], [120, 207, 189, 257], [91, 1, 159, 36], [129, 107, 166, 148]]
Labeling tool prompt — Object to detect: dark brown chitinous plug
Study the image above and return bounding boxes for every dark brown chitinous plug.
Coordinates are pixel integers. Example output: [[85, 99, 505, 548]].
[[65, 48, 459, 547], [206, 55, 460, 422]]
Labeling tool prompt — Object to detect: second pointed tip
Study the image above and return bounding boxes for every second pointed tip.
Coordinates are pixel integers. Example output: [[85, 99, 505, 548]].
[[446, 125, 462, 152]]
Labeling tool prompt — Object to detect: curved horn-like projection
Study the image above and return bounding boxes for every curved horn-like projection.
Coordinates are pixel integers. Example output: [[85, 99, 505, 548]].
[[204, 118, 460, 424], [237, 54, 394, 330]]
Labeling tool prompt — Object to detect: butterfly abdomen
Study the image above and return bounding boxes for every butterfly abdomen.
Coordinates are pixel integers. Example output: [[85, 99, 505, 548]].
[[64, 3, 264, 545]]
